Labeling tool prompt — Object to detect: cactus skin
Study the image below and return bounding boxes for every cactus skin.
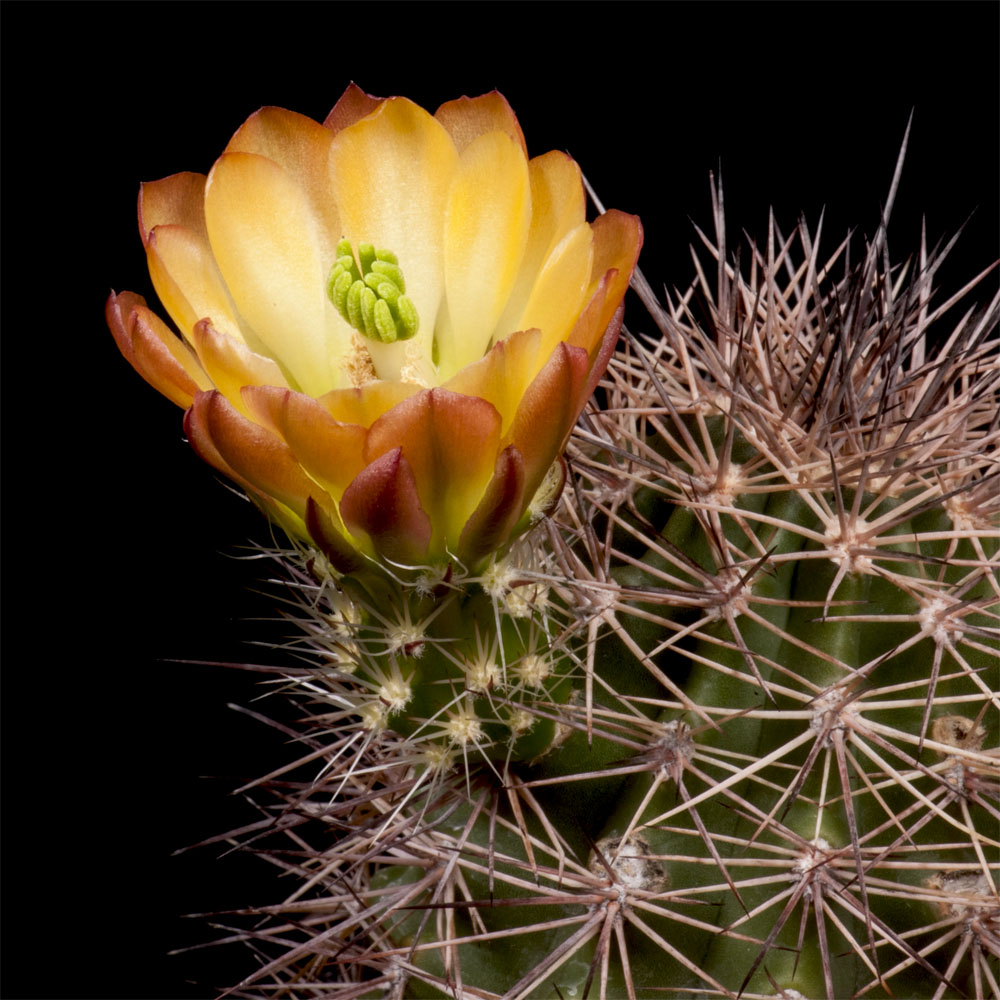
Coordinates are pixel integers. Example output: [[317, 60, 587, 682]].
[[203, 168, 998, 999]]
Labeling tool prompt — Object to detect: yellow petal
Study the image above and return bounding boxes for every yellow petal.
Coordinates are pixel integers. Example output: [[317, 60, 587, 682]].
[[146, 224, 245, 344], [517, 222, 594, 363], [190, 319, 289, 414], [204, 151, 348, 397], [329, 98, 458, 381], [436, 131, 531, 380], [493, 151, 588, 342]]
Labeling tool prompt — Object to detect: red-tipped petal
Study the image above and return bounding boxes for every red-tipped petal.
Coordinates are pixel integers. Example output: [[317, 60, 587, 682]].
[[434, 92, 527, 156], [323, 83, 383, 134], [365, 389, 502, 551], [242, 385, 367, 499], [106, 291, 209, 409], [340, 448, 432, 566], [138, 172, 208, 245], [441, 327, 543, 435], [582, 301, 625, 403], [185, 390, 329, 521], [505, 340, 590, 502], [183, 398, 304, 539], [305, 497, 365, 574], [582, 210, 642, 337], [458, 444, 527, 567]]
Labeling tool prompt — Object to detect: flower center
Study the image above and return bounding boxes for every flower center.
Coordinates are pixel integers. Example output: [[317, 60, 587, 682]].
[[328, 240, 420, 344]]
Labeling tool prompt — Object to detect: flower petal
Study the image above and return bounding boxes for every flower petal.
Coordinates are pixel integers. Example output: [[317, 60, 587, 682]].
[[319, 381, 423, 428], [578, 210, 643, 344], [365, 389, 502, 552], [441, 327, 543, 436], [189, 319, 289, 413], [146, 224, 244, 343], [138, 172, 208, 243], [185, 390, 329, 521], [323, 83, 383, 134], [517, 222, 594, 363], [241, 385, 367, 500], [505, 341, 590, 501], [225, 107, 340, 259], [305, 497, 365, 573], [436, 131, 531, 379], [458, 444, 526, 566], [329, 98, 458, 381], [106, 291, 210, 408], [494, 151, 588, 340], [340, 448, 432, 565], [204, 151, 347, 396], [434, 92, 526, 156]]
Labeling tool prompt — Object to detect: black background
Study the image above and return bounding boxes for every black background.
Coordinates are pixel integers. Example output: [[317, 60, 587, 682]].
[[4, 4, 998, 998]]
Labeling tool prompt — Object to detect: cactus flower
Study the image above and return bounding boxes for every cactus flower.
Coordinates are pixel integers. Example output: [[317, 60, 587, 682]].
[[107, 86, 641, 571]]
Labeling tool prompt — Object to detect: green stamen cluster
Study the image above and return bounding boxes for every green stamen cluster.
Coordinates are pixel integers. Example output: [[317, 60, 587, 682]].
[[327, 240, 419, 343]]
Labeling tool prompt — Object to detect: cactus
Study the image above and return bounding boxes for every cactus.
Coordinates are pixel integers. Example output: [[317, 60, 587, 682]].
[[181, 138, 1000, 1000]]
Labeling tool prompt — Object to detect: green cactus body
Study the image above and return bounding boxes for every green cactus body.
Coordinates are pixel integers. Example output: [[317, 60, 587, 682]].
[[208, 179, 998, 999]]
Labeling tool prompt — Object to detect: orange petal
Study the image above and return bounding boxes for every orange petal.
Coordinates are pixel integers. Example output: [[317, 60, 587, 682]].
[[581, 302, 625, 404], [458, 444, 526, 567], [365, 389, 502, 552], [582, 210, 643, 336], [441, 327, 543, 436], [138, 172, 208, 244], [319, 380, 422, 428], [183, 394, 307, 539], [560, 212, 642, 367], [340, 448, 432, 566], [241, 385, 367, 499], [505, 341, 590, 501], [323, 83, 383, 134], [434, 92, 526, 156], [185, 390, 329, 521], [106, 291, 210, 409]]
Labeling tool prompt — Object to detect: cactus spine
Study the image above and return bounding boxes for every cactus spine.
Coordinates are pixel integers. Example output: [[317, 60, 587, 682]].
[[197, 163, 999, 999]]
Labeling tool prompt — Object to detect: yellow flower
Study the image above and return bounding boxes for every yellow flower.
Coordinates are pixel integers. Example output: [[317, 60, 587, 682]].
[[107, 86, 641, 571]]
